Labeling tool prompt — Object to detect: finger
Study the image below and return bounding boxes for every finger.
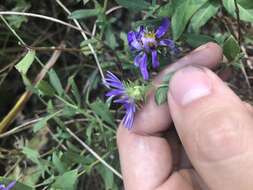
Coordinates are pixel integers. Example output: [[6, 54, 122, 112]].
[[133, 42, 223, 134], [168, 66, 253, 190], [117, 43, 222, 190]]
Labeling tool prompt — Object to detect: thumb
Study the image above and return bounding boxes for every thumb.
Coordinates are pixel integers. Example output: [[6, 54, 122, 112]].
[[168, 66, 253, 190]]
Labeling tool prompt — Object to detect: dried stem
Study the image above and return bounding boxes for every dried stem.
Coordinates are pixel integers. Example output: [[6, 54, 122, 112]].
[[56, 0, 105, 82], [0, 11, 91, 36], [66, 127, 122, 179], [234, 0, 242, 45]]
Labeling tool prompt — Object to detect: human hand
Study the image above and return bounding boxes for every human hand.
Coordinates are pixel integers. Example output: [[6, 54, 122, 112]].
[[117, 43, 253, 190]]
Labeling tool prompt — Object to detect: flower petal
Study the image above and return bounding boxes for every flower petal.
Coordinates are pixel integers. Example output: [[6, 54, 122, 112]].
[[159, 39, 179, 53], [105, 71, 124, 89], [156, 18, 170, 38], [139, 53, 149, 80], [127, 31, 142, 50], [122, 102, 136, 129], [151, 50, 159, 68], [5, 181, 16, 190], [106, 89, 124, 97], [134, 52, 143, 67]]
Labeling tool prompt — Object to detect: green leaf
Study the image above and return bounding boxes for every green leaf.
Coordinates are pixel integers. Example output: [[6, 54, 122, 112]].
[[0, 177, 33, 190], [68, 77, 81, 106], [115, 0, 150, 11], [133, 18, 162, 28], [157, 0, 181, 17], [223, 35, 241, 61], [96, 165, 114, 190], [155, 86, 168, 105], [184, 33, 217, 48], [36, 80, 55, 97], [52, 152, 67, 175], [190, 1, 220, 33], [51, 170, 78, 190], [223, 0, 253, 23], [49, 69, 64, 96], [22, 147, 40, 164], [69, 9, 101, 19], [33, 111, 61, 132], [237, 0, 253, 9], [105, 26, 118, 50], [172, 0, 208, 40], [89, 99, 115, 126], [15, 50, 35, 75]]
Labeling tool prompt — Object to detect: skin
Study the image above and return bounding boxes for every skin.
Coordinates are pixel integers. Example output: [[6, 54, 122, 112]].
[[117, 42, 253, 190]]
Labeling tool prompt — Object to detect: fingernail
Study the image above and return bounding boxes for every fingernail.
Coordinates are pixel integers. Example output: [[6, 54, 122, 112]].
[[170, 66, 212, 106]]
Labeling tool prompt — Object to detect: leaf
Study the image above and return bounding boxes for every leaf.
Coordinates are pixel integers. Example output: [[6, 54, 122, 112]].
[[68, 77, 81, 106], [69, 9, 101, 19], [105, 26, 118, 50], [115, 0, 150, 11], [51, 170, 78, 190], [22, 147, 40, 164], [223, 0, 253, 23], [0, 177, 33, 190], [155, 86, 168, 105], [237, 0, 253, 9], [33, 117, 48, 132], [15, 50, 35, 75], [190, 1, 220, 33], [36, 80, 55, 97], [96, 165, 114, 190], [33, 111, 61, 132], [157, 0, 184, 17], [133, 18, 162, 28], [223, 35, 241, 61], [172, 0, 208, 40], [184, 33, 217, 48], [90, 99, 115, 126], [49, 69, 64, 96], [52, 152, 67, 175]]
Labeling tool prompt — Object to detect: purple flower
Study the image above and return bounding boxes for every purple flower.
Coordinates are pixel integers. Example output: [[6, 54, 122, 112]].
[[0, 181, 16, 190], [105, 71, 136, 129], [128, 18, 177, 80]]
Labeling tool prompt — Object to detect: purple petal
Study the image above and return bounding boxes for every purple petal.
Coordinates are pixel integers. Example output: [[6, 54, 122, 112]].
[[134, 52, 143, 67], [137, 26, 144, 39], [159, 39, 179, 53], [127, 31, 142, 50], [151, 50, 159, 68], [134, 52, 149, 80], [105, 71, 124, 89], [5, 181, 16, 190], [155, 18, 170, 38], [106, 89, 124, 97], [122, 103, 136, 129], [138, 53, 149, 80]]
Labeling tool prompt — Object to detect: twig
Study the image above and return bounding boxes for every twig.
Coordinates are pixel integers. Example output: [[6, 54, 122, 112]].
[[66, 127, 122, 179], [55, 0, 105, 82], [0, 11, 91, 36], [234, 0, 242, 45], [241, 45, 253, 69], [0, 43, 64, 133], [21, 44, 83, 53]]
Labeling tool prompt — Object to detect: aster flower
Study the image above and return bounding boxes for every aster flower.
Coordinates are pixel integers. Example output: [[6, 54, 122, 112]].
[[0, 181, 16, 190], [128, 18, 177, 80], [105, 71, 147, 129]]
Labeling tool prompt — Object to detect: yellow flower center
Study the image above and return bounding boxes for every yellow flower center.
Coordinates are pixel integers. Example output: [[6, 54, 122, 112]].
[[144, 32, 156, 39]]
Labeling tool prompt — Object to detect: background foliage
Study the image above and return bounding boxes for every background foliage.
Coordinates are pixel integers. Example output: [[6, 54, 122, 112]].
[[0, 0, 253, 189]]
